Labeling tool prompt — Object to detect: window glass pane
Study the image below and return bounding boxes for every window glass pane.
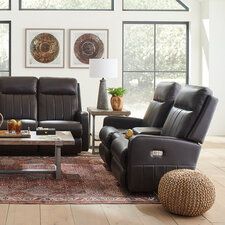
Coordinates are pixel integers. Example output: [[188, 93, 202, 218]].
[[0, 71, 9, 76], [124, 24, 154, 71], [124, 0, 187, 11], [21, 0, 112, 10], [123, 72, 154, 118], [155, 72, 186, 86], [0, 23, 9, 72], [156, 24, 187, 71], [123, 22, 188, 118], [0, 0, 9, 9]]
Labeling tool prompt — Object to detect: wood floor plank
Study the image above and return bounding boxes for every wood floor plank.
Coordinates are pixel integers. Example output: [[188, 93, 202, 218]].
[[71, 205, 109, 225], [212, 223, 225, 225], [0, 204, 9, 225], [134, 204, 177, 225], [203, 182, 225, 223], [6, 204, 40, 225], [102, 204, 143, 225], [172, 214, 212, 225], [41, 205, 74, 225]]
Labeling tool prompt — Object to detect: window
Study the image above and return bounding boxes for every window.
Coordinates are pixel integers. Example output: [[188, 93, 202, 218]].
[[20, 0, 113, 10], [123, 22, 189, 117], [0, 0, 10, 10], [123, 0, 188, 11], [0, 22, 11, 76]]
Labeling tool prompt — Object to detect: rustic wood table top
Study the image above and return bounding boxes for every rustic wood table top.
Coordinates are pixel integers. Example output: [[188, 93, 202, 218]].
[[87, 107, 131, 116], [0, 131, 75, 146]]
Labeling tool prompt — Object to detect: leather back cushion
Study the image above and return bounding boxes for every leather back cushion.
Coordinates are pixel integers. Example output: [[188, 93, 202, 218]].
[[161, 85, 213, 140], [143, 101, 173, 127], [153, 82, 181, 102], [0, 77, 38, 120], [0, 94, 37, 120], [0, 77, 37, 94], [143, 82, 181, 127], [38, 77, 77, 95], [38, 77, 80, 121]]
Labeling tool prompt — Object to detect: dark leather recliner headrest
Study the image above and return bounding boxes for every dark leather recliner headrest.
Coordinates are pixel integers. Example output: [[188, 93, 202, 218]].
[[161, 84, 217, 144], [0, 77, 38, 94], [174, 85, 213, 111], [38, 77, 78, 95], [153, 82, 181, 102]]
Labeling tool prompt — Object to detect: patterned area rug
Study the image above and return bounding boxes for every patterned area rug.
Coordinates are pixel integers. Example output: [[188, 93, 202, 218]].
[[0, 154, 158, 204]]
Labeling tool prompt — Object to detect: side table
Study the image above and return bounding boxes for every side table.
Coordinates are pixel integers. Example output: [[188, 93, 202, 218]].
[[87, 107, 131, 154]]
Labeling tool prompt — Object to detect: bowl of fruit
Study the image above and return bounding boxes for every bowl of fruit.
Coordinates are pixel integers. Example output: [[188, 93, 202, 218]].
[[7, 119, 22, 134]]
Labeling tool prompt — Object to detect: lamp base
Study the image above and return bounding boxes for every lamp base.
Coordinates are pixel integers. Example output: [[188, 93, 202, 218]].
[[97, 78, 108, 110]]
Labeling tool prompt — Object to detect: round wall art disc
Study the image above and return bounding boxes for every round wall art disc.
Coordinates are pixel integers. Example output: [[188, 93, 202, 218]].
[[74, 33, 104, 64], [30, 33, 60, 64]]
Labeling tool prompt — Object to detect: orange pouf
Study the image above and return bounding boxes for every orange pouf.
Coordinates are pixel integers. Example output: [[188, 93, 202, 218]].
[[158, 169, 215, 216]]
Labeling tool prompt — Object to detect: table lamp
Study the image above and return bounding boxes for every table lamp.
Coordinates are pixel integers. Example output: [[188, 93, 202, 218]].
[[89, 58, 118, 110]]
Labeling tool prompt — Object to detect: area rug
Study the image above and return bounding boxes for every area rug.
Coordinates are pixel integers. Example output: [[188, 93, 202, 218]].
[[0, 154, 158, 204]]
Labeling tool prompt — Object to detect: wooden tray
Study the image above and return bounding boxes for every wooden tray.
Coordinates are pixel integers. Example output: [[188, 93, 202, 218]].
[[0, 130, 31, 138]]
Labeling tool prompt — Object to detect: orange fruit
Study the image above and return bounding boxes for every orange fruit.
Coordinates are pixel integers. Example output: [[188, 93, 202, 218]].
[[10, 119, 17, 130]]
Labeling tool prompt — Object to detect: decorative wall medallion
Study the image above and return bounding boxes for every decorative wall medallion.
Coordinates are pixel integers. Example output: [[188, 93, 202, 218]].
[[70, 29, 108, 68], [25, 29, 65, 68], [30, 33, 59, 63]]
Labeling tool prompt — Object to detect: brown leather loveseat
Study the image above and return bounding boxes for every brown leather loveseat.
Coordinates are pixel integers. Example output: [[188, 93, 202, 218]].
[[0, 76, 89, 155]]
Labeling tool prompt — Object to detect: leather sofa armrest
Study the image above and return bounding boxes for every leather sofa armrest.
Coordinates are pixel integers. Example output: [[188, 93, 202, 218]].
[[103, 116, 143, 129], [128, 135, 201, 166], [75, 111, 89, 151]]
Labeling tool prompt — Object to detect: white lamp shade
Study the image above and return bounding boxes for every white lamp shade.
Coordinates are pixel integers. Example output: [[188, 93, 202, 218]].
[[89, 58, 118, 78]]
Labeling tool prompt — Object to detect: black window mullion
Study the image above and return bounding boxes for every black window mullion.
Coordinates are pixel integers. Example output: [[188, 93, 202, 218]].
[[186, 22, 189, 84]]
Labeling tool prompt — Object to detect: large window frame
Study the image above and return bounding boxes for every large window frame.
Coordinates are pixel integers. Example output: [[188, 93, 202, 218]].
[[123, 0, 189, 11], [0, 0, 11, 10], [0, 21, 11, 76], [19, 0, 114, 11], [122, 21, 189, 94]]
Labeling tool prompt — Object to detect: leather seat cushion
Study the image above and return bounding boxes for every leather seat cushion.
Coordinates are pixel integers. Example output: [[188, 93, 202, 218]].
[[39, 120, 82, 137], [21, 119, 38, 130], [133, 127, 162, 135], [1, 119, 37, 131]]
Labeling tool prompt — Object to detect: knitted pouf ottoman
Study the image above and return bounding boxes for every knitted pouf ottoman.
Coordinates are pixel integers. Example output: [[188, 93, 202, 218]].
[[158, 169, 215, 216]]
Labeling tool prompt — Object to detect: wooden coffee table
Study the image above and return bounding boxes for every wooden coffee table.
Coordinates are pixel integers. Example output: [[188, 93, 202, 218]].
[[0, 131, 75, 179]]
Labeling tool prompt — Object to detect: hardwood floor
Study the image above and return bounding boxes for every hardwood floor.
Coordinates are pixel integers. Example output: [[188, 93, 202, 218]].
[[0, 136, 225, 225]]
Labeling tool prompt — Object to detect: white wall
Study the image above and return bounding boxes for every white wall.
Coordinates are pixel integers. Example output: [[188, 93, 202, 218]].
[[0, 1, 202, 112], [200, 0, 209, 87], [208, 0, 225, 135]]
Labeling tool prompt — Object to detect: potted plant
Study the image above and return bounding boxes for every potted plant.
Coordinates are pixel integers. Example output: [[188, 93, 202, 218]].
[[107, 87, 126, 111]]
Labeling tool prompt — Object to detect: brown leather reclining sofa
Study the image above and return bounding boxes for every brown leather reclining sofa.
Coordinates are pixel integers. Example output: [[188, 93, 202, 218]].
[[0, 76, 89, 155], [99, 83, 218, 193]]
